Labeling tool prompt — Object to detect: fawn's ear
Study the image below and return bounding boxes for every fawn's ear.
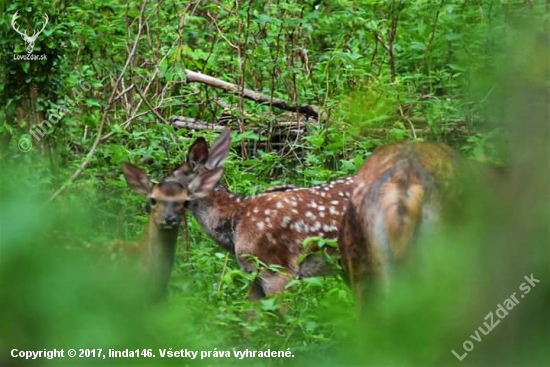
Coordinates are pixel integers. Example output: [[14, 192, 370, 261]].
[[170, 163, 192, 185], [206, 130, 231, 169], [187, 137, 209, 168], [187, 167, 223, 199], [121, 162, 152, 195], [170, 137, 210, 185]]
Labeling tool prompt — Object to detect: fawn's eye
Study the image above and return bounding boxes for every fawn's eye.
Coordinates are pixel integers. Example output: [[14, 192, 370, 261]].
[[150, 198, 157, 206]]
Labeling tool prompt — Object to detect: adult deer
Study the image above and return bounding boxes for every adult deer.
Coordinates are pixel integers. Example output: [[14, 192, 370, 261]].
[[170, 130, 354, 300], [114, 161, 223, 301], [338, 141, 464, 310]]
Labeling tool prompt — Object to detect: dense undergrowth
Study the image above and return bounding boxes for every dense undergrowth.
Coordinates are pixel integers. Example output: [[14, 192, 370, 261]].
[[1, 1, 549, 366]]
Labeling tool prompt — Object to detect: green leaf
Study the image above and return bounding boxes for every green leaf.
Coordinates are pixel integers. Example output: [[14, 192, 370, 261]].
[[445, 33, 463, 41], [85, 99, 101, 107], [260, 298, 279, 311], [304, 277, 324, 286], [410, 42, 426, 51]]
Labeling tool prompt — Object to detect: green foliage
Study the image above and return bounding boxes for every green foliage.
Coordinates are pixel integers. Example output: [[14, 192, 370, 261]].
[[1, 0, 548, 366]]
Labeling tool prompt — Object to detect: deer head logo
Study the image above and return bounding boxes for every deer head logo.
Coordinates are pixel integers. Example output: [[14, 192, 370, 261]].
[[11, 11, 49, 54]]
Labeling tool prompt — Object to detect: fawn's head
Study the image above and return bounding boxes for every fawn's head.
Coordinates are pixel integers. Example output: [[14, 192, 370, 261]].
[[121, 160, 224, 230], [171, 130, 231, 189]]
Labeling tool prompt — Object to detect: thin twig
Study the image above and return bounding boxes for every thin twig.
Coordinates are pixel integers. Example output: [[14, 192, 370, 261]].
[[46, 1, 148, 205], [398, 105, 417, 139], [113, 84, 135, 103], [207, 11, 238, 49], [135, 87, 169, 124]]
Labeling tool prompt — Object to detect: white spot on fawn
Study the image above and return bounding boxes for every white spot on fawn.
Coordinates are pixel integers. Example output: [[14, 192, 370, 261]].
[[253, 208, 259, 214], [293, 220, 306, 233], [305, 211, 316, 220], [276, 202, 283, 209], [331, 200, 339, 205], [257, 221, 265, 230], [323, 224, 338, 232], [282, 216, 291, 227]]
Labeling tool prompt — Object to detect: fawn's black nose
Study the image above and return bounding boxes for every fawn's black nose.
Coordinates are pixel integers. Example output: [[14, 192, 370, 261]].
[[164, 215, 177, 226]]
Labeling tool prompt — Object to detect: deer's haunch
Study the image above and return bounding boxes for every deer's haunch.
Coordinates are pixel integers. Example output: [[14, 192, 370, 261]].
[[338, 141, 462, 310]]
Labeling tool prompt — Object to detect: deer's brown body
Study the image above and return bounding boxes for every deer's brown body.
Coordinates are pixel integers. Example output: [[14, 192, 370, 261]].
[[115, 160, 224, 301], [188, 178, 353, 299], [339, 141, 462, 308], [172, 131, 354, 299]]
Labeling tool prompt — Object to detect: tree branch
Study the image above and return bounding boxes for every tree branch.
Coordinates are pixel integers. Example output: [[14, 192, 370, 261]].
[[135, 87, 168, 124], [169, 116, 226, 130], [184, 69, 320, 118]]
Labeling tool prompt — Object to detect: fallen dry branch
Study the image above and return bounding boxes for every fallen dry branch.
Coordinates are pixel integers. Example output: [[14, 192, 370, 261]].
[[185, 70, 320, 118], [169, 116, 227, 131], [168, 116, 308, 134]]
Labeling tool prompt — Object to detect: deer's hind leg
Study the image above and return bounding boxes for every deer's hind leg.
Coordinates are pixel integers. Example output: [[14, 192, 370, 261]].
[[245, 270, 289, 300], [248, 277, 266, 301], [259, 271, 290, 297]]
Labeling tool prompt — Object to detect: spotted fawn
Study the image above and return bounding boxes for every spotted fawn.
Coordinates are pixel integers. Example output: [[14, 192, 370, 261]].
[[170, 131, 354, 300]]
